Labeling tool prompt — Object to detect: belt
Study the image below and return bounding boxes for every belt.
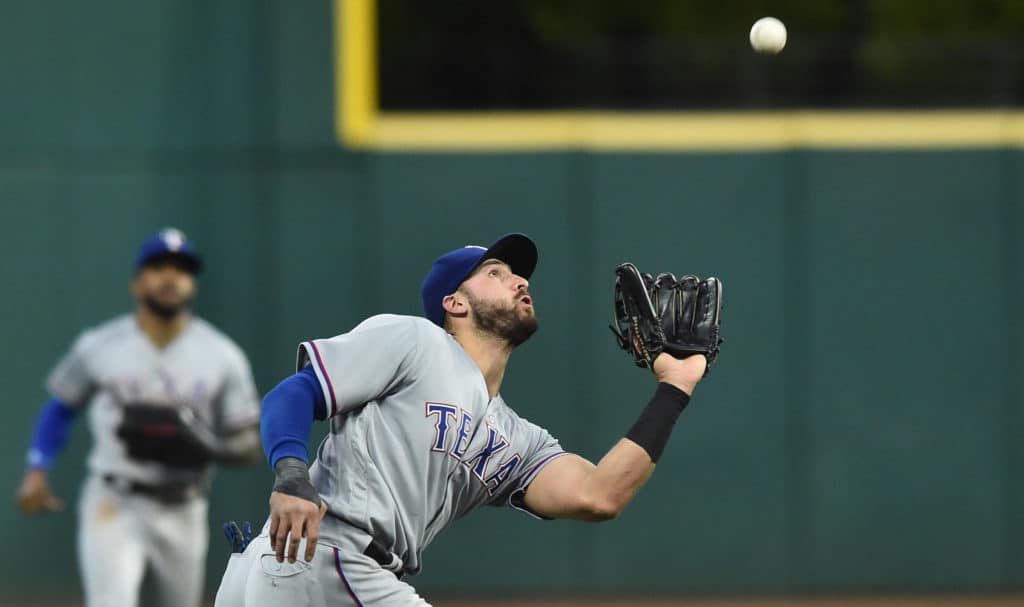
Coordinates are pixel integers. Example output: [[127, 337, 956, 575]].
[[101, 474, 202, 505]]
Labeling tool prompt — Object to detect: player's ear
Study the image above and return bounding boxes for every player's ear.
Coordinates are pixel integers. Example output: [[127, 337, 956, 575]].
[[442, 292, 468, 318]]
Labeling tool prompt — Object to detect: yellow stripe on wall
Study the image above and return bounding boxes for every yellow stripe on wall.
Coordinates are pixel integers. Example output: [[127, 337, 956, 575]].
[[336, 1, 1024, 151], [369, 111, 1024, 151], [336, 0, 377, 147]]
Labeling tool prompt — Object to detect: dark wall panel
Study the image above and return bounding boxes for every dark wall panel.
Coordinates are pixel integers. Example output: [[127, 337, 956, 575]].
[[795, 152, 1007, 591]]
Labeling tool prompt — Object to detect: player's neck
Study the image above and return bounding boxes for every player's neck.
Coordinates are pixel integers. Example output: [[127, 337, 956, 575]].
[[453, 330, 511, 399], [136, 306, 190, 349]]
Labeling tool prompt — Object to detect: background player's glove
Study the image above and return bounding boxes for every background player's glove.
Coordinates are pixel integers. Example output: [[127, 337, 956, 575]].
[[610, 262, 723, 374], [116, 404, 221, 469]]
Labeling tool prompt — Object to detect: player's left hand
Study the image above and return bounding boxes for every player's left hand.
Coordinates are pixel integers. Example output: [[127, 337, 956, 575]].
[[653, 352, 707, 396]]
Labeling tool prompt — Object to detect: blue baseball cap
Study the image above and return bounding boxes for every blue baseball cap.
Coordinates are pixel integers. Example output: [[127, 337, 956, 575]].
[[135, 227, 202, 274], [421, 233, 538, 326]]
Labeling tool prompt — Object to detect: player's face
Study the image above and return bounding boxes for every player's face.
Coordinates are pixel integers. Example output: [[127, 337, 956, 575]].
[[461, 260, 537, 347], [132, 258, 197, 319]]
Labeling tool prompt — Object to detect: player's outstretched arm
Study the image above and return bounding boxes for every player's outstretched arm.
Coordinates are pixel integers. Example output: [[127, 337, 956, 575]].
[[522, 353, 706, 521]]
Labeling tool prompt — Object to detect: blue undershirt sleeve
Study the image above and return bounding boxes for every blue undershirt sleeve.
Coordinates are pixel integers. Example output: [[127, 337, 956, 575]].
[[26, 397, 79, 470], [260, 365, 327, 469]]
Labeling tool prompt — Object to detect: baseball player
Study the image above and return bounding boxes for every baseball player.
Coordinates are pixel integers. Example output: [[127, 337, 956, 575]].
[[214, 233, 722, 606], [15, 228, 263, 607]]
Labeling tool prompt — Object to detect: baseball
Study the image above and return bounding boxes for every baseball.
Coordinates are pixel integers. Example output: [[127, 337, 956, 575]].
[[749, 17, 786, 54]]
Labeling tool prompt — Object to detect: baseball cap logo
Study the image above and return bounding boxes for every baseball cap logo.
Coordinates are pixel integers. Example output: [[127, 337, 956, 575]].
[[160, 228, 186, 251]]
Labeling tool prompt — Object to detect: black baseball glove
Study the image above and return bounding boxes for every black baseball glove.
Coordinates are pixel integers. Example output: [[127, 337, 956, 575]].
[[116, 404, 221, 469], [610, 262, 723, 374]]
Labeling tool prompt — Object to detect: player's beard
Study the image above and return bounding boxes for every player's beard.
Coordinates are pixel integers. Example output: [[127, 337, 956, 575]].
[[467, 292, 538, 348], [142, 294, 192, 321]]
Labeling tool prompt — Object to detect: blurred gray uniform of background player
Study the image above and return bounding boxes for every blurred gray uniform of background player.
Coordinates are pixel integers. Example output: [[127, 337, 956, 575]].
[[15, 228, 263, 607]]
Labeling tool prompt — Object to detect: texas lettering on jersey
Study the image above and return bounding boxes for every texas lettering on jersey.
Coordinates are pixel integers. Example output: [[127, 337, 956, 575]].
[[425, 402, 523, 495], [302, 315, 566, 575]]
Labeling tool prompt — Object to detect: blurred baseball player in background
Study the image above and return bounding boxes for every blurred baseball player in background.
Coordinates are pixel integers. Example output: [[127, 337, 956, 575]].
[[15, 228, 263, 607], [215, 233, 722, 606]]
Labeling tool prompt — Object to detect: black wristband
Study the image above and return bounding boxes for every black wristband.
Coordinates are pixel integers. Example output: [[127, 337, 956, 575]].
[[625, 383, 691, 463], [272, 457, 322, 506]]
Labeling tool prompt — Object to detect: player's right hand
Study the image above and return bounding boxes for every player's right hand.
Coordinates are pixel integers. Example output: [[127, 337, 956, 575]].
[[269, 491, 327, 564], [15, 469, 64, 515]]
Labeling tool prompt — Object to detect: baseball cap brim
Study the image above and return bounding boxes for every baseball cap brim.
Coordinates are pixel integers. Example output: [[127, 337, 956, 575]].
[[141, 251, 203, 274], [475, 233, 537, 282]]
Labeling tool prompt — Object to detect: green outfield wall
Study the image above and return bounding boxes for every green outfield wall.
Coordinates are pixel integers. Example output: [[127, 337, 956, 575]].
[[0, 1, 1021, 601]]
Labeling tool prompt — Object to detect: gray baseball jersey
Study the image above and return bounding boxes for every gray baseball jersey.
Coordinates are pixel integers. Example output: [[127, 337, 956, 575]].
[[45, 314, 260, 485], [299, 314, 568, 575]]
